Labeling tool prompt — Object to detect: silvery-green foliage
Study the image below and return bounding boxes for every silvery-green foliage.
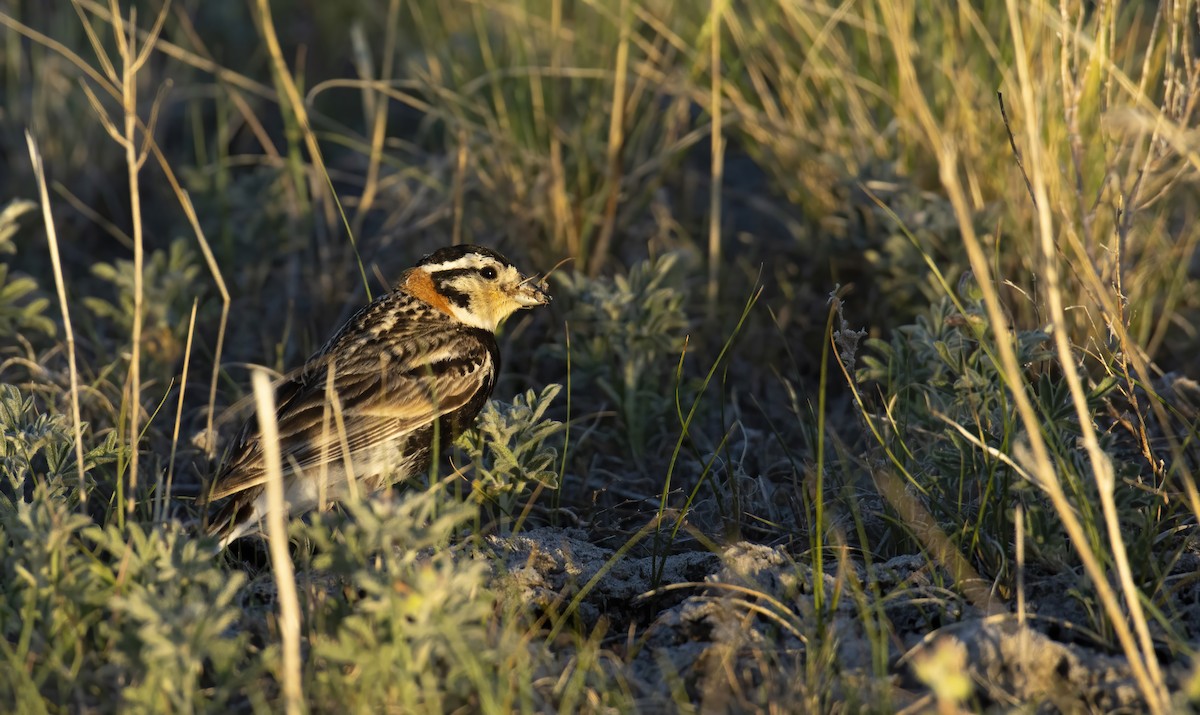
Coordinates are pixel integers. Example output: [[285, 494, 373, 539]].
[[0, 199, 55, 338], [0, 385, 247, 712], [856, 297, 1061, 443], [0, 474, 95, 709], [555, 253, 689, 457], [457, 383, 563, 511], [0, 385, 118, 506], [0, 387, 109, 705], [854, 296, 1055, 495], [0, 264, 55, 339], [855, 297, 1128, 569], [301, 492, 505, 712], [0, 199, 36, 247], [87, 523, 251, 714], [83, 238, 202, 370], [84, 238, 201, 329], [557, 252, 688, 378]]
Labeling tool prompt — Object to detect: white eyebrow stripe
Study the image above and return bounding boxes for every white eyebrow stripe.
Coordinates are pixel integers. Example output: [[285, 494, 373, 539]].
[[424, 255, 492, 272]]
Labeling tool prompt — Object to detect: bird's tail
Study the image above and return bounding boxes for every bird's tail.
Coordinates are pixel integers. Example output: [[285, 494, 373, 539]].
[[202, 493, 260, 553]]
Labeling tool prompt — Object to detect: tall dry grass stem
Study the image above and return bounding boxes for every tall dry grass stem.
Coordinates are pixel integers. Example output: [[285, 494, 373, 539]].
[[1005, 0, 1166, 706], [873, 0, 1168, 707], [1038, 4, 1200, 534], [162, 299, 198, 523], [110, 0, 167, 515], [25, 132, 87, 503], [251, 369, 304, 715], [587, 0, 630, 275], [706, 0, 726, 315], [349, 0, 402, 239], [167, 189, 230, 453], [75, 0, 274, 98], [547, 0, 578, 257], [25, 6, 235, 454], [1016, 504, 1028, 665], [253, 0, 369, 298]]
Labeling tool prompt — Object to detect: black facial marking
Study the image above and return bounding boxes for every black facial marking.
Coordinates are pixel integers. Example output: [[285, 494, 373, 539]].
[[439, 285, 470, 308], [431, 268, 478, 281]]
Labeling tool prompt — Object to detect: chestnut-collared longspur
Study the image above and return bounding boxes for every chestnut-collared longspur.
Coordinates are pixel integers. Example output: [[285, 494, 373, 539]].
[[202, 245, 550, 550]]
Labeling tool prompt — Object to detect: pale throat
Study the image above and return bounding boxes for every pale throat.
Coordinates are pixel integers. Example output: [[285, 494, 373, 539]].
[[447, 302, 500, 331]]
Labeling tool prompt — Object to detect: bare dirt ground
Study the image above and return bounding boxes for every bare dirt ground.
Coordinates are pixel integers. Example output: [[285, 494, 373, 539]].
[[488, 528, 1194, 712]]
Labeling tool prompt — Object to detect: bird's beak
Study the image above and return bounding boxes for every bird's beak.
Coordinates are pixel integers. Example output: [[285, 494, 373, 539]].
[[514, 276, 551, 307]]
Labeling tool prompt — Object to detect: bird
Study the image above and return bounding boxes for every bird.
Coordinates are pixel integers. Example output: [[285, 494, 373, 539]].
[[201, 244, 551, 551]]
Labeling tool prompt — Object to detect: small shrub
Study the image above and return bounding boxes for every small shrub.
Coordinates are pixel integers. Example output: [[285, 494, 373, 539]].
[[0, 384, 248, 712], [84, 238, 203, 371], [856, 299, 1068, 564], [300, 491, 510, 712], [0, 384, 118, 506], [87, 523, 253, 714], [0, 199, 56, 339], [554, 253, 689, 460], [456, 383, 564, 515]]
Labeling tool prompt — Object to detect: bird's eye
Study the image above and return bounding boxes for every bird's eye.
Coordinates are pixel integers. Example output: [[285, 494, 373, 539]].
[[480, 266, 498, 280]]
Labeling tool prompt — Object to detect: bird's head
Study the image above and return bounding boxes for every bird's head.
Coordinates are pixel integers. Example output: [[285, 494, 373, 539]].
[[403, 245, 551, 331]]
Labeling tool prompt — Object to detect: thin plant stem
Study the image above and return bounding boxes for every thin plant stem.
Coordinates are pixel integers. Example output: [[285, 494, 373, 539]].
[[162, 299, 198, 523], [587, 0, 630, 275], [251, 370, 304, 715], [26, 132, 87, 503], [706, 0, 726, 315], [254, 0, 370, 300], [1005, 0, 1166, 707]]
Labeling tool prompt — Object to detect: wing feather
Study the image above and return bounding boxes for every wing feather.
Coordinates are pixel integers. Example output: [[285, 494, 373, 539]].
[[205, 322, 492, 501]]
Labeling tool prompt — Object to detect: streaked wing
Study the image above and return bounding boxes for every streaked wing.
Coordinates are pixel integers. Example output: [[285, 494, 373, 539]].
[[206, 324, 492, 501]]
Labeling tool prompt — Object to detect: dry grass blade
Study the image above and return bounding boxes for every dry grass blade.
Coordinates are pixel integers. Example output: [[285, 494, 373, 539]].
[[706, 0, 726, 315], [639, 580, 807, 641], [871, 466, 1003, 616], [25, 131, 87, 503], [1016, 504, 1028, 665], [162, 299, 199, 523], [105, 0, 153, 514], [1004, 0, 1167, 707], [350, 0, 402, 239], [73, 0, 275, 98], [325, 362, 360, 503], [251, 370, 304, 715], [169, 189, 229, 455], [587, 0, 630, 276], [252, 0, 368, 297]]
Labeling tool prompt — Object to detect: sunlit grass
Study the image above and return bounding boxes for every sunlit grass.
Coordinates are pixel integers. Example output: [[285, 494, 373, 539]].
[[0, 0, 1198, 711]]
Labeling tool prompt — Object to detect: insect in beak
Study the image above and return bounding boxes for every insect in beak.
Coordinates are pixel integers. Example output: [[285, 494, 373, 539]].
[[515, 273, 551, 306]]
